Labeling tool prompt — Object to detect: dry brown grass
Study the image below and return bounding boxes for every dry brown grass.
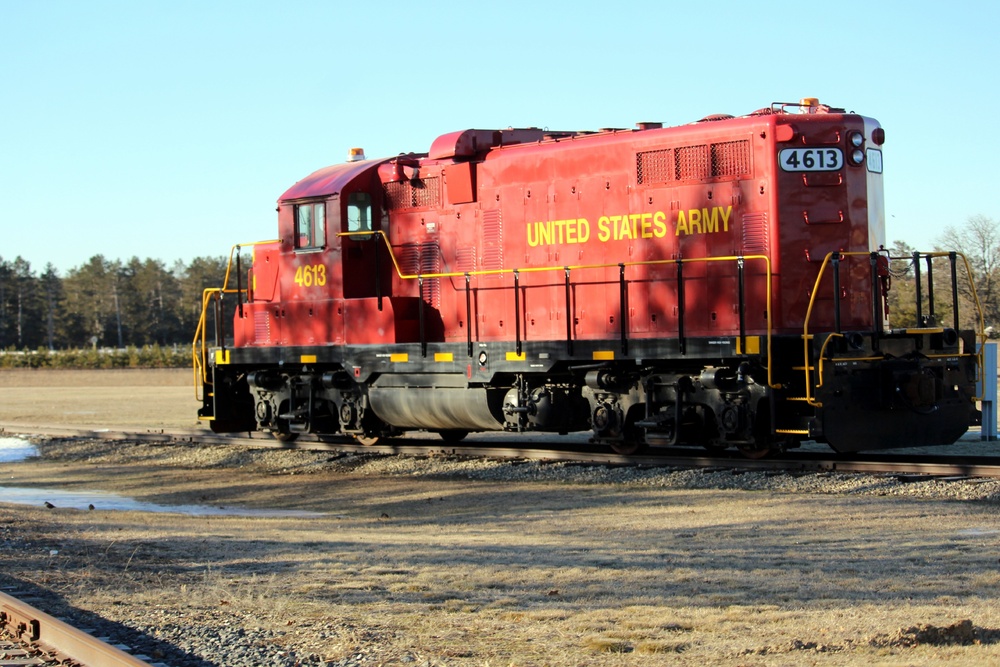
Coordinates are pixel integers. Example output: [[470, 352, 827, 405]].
[[0, 368, 198, 429]]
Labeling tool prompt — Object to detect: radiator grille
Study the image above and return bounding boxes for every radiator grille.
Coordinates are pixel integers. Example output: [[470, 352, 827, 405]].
[[675, 144, 710, 180], [711, 140, 751, 178], [637, 139, 751, 184], [636, 148, 674, 185], [383, 177, 441, 209]]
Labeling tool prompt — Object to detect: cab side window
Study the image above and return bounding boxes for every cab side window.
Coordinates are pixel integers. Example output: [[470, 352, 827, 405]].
[[347, 193, 373, 233], [294, 202, 326, 249]]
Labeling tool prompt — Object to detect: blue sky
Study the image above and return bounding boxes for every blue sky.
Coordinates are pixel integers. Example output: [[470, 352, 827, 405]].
[[1, 1, 997, 273]]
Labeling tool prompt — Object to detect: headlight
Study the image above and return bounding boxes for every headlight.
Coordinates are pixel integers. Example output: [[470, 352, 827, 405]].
[[848, 131, 864, 147], [850, 148, 865, 165]]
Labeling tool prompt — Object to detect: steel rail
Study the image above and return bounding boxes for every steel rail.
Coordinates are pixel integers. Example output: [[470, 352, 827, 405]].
[[0, 590, 155, 667], [3, 424, 1000, 480]]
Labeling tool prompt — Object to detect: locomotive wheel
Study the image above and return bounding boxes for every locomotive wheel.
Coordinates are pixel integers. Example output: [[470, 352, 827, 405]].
[[738, 444, 772, 459], [438, 430, 469, 443], [610, 410, 646, 455], [610, 440, 643, 455], [272, 430, 299, 443], [353, 434, 380, 446]]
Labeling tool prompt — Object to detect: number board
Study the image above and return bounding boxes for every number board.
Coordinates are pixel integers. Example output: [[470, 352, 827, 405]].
[[779, 147, 844, 172], [866, 149, 883, 174]]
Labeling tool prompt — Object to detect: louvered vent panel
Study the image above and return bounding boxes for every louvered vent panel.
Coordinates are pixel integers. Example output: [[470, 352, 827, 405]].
[[741, 212, 769, 254], [420, 242, 441, 308], [456, 246, 477, 274], [398, 242, 441, 307], [481, 209, 503, 278], [399, 244, 421, 276], [253, 310, 271, 344]]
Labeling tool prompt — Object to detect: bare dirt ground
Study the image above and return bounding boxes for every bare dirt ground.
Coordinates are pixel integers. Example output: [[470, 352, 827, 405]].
[[2, 369, 1000, 665]]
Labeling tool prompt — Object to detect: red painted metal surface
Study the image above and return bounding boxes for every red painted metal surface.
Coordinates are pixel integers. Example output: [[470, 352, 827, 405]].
[[234, 101, 883, 348]]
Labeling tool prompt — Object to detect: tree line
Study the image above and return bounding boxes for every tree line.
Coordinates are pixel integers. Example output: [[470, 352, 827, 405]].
[[0, 254, 229, 352], [888, 215, 1000, 337]]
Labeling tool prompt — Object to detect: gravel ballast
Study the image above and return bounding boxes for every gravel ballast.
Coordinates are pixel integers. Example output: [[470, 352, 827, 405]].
[[3, 436, 1000, 666]]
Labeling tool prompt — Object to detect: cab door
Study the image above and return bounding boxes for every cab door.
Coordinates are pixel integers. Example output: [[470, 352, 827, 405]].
[[341, 190, 387, 299]]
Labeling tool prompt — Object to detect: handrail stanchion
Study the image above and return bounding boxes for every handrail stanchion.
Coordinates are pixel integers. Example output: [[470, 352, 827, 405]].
[[564, 267, 573, 356], [618, 263, 628, 356], [737, 257, 746, 351], [869, 252, 880, 351], [514, 269, 521, 357], [831, 255, 841, 334], [676, 259, 685, 356], [465, 273, 472, 358], [418, 276, 426, 358], [950, 252, 960, 331], [926, 254, 936, 325]]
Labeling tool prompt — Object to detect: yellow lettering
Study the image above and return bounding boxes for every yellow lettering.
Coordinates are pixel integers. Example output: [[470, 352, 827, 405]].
[[553, 219, 567, 244], [539, 221, 552, 245], [527, 222, 539, 247], [704, 207, 718, 234], [294, 263, 326, 287], [720, 205, 731, 232], [640, 213, 653, 238], [618, 215, 632, 240], [653, 211, 667, 238], [608, 215, 622, 241], [530, 210, 696, 242], [689, 209, 702, 234]]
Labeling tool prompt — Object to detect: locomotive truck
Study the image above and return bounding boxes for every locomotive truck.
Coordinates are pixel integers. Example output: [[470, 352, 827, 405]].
[[195, 98, 983, 456]]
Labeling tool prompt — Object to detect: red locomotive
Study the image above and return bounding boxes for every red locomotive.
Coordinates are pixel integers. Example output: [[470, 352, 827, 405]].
[[196, 98, 982, 455]]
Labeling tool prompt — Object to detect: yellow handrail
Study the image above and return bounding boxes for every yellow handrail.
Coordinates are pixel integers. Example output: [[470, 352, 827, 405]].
[[801, 250, 985, 407], [192, 240, 281, 399], [339, 230, 779, 388]]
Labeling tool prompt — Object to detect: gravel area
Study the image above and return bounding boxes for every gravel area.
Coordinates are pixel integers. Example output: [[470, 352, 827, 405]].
[[3, 437, 1000, 666], [41, 434, 1000, 502]]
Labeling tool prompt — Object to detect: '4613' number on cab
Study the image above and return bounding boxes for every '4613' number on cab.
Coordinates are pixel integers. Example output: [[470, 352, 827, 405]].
[[294, 263, 326, 287]]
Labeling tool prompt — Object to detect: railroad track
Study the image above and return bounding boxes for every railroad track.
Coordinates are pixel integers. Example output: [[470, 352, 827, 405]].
[[0, 589, 157, 667], [4, 423, 1000, 479]]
